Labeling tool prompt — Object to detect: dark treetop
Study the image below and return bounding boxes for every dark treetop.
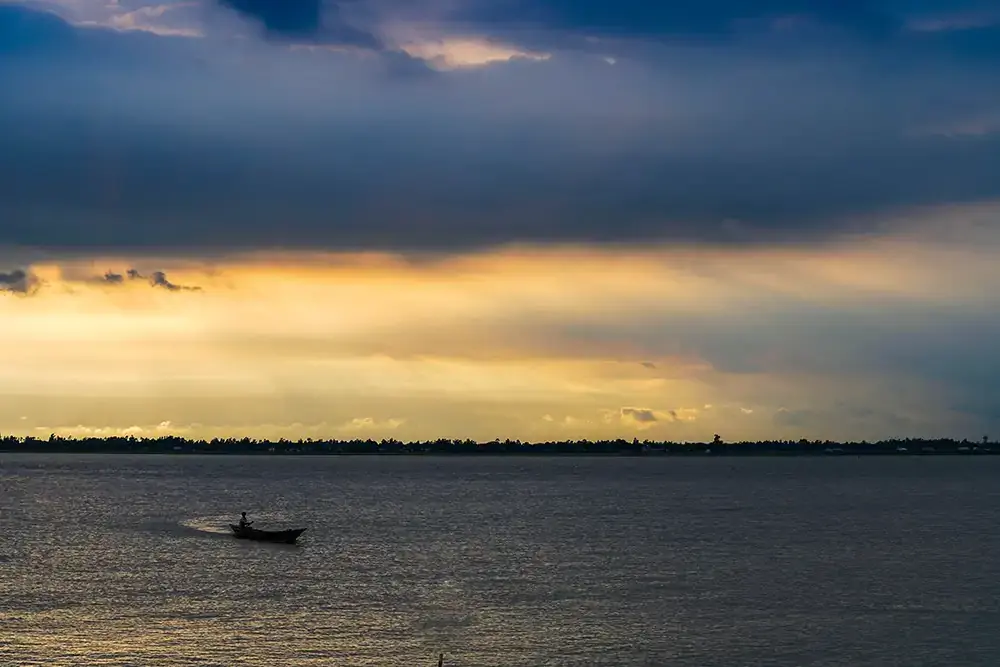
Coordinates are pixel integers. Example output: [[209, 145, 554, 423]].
[[0, 435, 994, 456]]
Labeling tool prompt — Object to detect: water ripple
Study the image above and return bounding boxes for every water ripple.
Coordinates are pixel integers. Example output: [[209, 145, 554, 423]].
[[3, 454, 1000, 666]]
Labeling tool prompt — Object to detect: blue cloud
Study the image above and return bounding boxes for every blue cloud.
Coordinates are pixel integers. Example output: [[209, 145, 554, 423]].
[[0, 4, 79, 56], [0, 3, 998, 253], [215, 0, 381, 47], [434, 0, 1000, 67], [446, 0, 897, 39], [219, 0, 324, 36]]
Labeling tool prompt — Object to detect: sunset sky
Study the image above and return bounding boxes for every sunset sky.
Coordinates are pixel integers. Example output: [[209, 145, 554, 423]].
[[2, 0, 999, 442]]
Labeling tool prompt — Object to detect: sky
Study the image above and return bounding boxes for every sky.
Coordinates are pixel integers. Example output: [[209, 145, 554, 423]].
[[1, 0, 999, 442]]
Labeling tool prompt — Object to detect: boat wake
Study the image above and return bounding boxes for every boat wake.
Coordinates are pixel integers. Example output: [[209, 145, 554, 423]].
[[179, 516, 234, 535]]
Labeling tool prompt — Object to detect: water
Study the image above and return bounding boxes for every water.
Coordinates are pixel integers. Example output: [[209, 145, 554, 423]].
[[2, 454, 1000, 666]]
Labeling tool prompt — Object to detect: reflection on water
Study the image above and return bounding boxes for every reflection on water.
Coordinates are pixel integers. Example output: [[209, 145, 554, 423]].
[[3, 454, 1000, 666]]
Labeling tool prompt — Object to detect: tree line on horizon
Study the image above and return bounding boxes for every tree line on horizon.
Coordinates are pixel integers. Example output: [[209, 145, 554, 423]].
[[0, 433, 994, 455]]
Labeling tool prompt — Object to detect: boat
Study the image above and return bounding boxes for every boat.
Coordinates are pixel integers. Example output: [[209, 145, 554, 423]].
[[229, 524, 306, 544]]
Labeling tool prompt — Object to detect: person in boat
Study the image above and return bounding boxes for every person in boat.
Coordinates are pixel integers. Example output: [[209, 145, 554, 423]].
[[238, 512, 253, 528]]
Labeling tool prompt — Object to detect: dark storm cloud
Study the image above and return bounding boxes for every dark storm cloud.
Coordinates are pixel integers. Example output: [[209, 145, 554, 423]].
[[150, 270, 201, 291], [3, 121, 997, 253], [443, 0, 897, 41], [423, 0, 1000, 61], [0, 3, 999, 253], [218, 0, 324, 35], [95, 269, 201, 291], [0, 269, 38, 295], [411, 0, 1000, 91], [215, 0, 380, 48], [620, 407, 658, 423], [0, 3, 76, 55]]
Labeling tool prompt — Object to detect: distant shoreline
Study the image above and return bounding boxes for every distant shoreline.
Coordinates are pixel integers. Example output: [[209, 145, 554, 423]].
[[0, 436, 994, 456]]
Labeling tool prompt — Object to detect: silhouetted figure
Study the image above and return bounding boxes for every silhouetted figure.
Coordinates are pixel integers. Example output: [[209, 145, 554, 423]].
[[239, 512, 253, 528]]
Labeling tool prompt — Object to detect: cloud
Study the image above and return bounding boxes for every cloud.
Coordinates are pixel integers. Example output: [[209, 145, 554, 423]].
[[410, 0, 999, 66], [424, 0, 1000, 66], [540, 414, 589, 428], [771, 405, 916, 436], [0, 264, 203, 294], [917, 113, 1000, 138], [620, 407, 658, 423], [399, 37, 550, 69], [150, 270, 201, 291], [3, 236, 1000, 441], [217, 0, 321, 35], [35, 420, 191, 438], [906, 12, 1000, 33], [0, 3, 77, 56], [103, 3, 203, 38], [94, 268, 202, 291], [443, 0, 898, 43], [667, 408, 699, 422], [772, 407, 815, 428], [340, 416, 406, 431], [619, 406, 699, 429], [214, 0, 380, 47], [0, 269, 39, 295], [1, 3, 1000, 254], [28, 417, 416, 440]]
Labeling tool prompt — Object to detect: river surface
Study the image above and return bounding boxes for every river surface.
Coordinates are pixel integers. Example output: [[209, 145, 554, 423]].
[[2, 454, 999, 666]]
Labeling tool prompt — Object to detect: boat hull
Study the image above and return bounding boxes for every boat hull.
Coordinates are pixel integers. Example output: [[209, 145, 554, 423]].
[[229, 524, 306, 544]]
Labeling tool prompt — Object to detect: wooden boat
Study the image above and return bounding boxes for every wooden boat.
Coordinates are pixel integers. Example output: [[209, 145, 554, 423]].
[[229, 524, 306, 544]]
